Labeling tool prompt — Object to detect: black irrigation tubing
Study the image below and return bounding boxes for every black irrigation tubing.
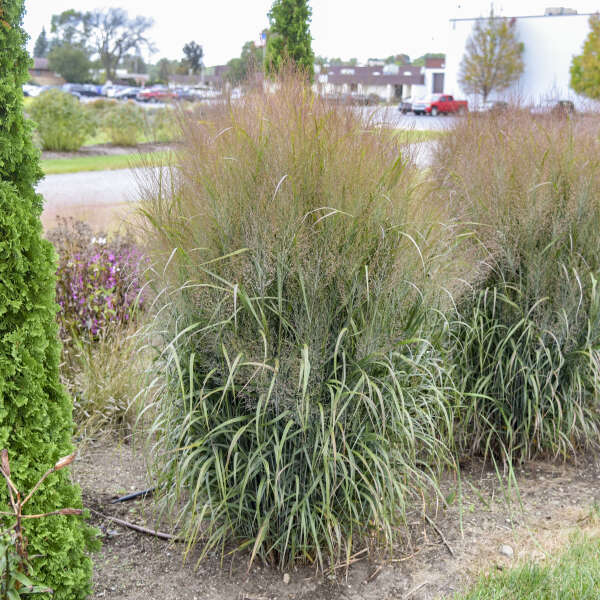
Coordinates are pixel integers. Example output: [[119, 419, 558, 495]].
[[110, 487, 156, 504]]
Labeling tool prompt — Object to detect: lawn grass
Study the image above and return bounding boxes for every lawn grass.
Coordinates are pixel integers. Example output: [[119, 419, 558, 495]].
[[82, 130, 158, 146], [456, 533, 600, 599], [41, 150, 171, 175], [395, 129, 445, 143]]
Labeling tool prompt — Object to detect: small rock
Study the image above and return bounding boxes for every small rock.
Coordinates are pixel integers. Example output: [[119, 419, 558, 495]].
[[499, 544, 514, 558], [283, 573, 290, 585]]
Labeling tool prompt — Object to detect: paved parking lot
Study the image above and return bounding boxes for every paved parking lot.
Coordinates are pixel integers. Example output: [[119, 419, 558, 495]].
[[358, 106, 457, 130]]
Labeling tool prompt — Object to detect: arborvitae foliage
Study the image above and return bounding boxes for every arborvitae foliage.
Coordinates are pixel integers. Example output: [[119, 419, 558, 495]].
[[570, 14, 600, 99], [459, 9, 524, 101], [266, 0, 314, 79], [0, 1, 97, 598]]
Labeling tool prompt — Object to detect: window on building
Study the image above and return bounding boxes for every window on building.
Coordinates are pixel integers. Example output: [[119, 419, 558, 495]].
[[433, 72, 444, 93]]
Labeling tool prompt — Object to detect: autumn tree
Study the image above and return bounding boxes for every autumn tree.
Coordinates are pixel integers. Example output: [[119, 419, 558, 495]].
[[570, 14, 600, 99], [459, 10, 524, 101], [266, 0, 314, 79]]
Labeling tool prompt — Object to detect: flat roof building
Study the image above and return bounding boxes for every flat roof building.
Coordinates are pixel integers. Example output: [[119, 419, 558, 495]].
[[444, 8, 596, 107]]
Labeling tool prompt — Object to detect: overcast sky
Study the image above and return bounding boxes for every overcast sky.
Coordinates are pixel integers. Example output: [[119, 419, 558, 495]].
[[23, 1, 600, 66]]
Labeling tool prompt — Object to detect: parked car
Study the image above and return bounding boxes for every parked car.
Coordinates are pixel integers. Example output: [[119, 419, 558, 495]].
[[23, 83, 38, 97], [397, 97, 414, 114], [137, 87, 177, 103], [173, 87, 197, 102], [530, 100, 576, 117], [113, 86, 140, 100], [479, 100, 509, 113], [552, 100, 575, 116], [23, 84, 50, 97], [62, 83, 102, 98], [412, 94, 468, 116]]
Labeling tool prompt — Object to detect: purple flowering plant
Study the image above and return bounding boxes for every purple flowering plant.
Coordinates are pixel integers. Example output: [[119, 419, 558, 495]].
[[48, 217, 147, 339]]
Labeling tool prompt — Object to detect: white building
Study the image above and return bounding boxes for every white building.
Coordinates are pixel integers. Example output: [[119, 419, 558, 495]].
[[445, 7, 595, 108]]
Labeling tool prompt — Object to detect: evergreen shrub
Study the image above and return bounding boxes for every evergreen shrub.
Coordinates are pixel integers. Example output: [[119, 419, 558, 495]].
[[0, 2, 98, 597]]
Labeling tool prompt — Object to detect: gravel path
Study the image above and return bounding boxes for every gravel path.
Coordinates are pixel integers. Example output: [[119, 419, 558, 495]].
[[37, 168, 146, 207]]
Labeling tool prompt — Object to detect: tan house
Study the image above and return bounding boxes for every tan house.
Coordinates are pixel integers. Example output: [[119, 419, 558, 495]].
[[29, 58, 64, 86]]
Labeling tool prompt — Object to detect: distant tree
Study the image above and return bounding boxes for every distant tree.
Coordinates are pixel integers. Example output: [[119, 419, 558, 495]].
[[459, 10, 524, 101], [50, 8, 154, 80], [570, 14, 600, 99], [50, 9, 85, 47], [183, 41, 203, 75], [385, 53, 410, 65], [314, 56, 349, 67], [266, 0, 314, 79], [47, 44, 91, 82], [33, 27, 49, 57], [225, 40, 264, 86], [412, 52, 445, 66], [120, 53, 147, 74], [150, 57, 174, 84]]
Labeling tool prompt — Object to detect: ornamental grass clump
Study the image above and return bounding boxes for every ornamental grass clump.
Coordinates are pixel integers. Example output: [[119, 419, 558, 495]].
[[102, 101, 144, 146], [29, 89, 95, 151], [433, 110, 600, 462], [139, 73, 455, 568], [0, 1, 97, 597]]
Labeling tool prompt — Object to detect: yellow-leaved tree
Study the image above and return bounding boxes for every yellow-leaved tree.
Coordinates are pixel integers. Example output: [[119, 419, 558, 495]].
[[459, 9, 524, 102], [570, 14, 600, 99]]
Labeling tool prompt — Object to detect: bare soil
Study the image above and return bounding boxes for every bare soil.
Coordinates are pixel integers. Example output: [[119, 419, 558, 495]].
[[72, 439, 600, 600]]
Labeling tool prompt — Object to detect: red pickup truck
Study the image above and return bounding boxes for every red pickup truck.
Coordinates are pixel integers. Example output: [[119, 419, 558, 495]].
[[412, 94, 468, 116]]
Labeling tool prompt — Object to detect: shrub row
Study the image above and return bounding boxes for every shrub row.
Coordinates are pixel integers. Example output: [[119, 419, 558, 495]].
[[29, 89, 177, 150]]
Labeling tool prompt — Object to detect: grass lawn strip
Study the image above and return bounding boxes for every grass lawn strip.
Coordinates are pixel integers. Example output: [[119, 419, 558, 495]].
[[41, 150, 171, 175], [456, 531, 600, 599]]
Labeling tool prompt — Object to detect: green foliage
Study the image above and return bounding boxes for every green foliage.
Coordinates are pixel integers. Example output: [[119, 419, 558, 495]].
[[102, 101, 144, 146], [47, 44, 91, 83], [33, 28, 48, 59], [29, 89, 95, 151], [182, 41, 203, 75], [50, 8, 154, 80], [456, 533, 600, 599], [433, 110, 600, 462], [570, 15, 600, 99], [225, 41, 264, 86], [266, 0, 314, 79], [412, 52, 445, 67], [149, 57, 175, 84], [0, 532, 51, 597], [139, 75, 455, 568], [147, 107, 177, 143], [459, 10, 524, 101], [0, 1, 96, 597], [385, 53, 411, 65]]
